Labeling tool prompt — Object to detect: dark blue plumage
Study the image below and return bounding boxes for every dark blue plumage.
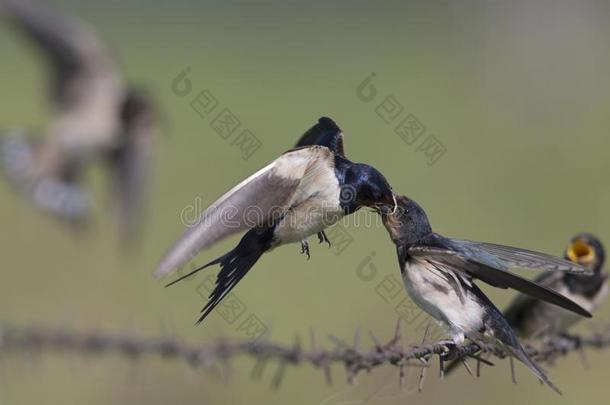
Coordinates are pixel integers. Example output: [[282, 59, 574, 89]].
[[294, 116, 344, 156]]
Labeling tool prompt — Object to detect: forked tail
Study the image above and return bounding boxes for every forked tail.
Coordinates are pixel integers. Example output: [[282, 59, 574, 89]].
[[508, 343, 562, 395], [165, 227, 274, 324], [489, 305, 562, 395]]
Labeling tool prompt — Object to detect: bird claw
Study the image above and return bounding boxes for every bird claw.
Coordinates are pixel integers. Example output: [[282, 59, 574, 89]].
[[438, 340, 459, 360], [317, 231, 331, 248], [301, 240, 310, 259]]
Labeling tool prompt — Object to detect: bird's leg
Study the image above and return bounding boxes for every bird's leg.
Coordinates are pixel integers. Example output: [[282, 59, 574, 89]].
[[300, 240, 310, 260], [437, 339, 459, 360], [317, 231, 331, 248]]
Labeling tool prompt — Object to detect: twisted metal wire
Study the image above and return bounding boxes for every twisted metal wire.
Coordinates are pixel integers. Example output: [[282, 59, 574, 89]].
[[1, 321, 609, 387]]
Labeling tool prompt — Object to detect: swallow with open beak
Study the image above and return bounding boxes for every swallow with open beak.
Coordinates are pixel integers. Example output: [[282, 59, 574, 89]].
[[382, 195, 593, 394], [0, 0, 157, 240], [503, 233, 607, 339], [157, 117, 395, 323]]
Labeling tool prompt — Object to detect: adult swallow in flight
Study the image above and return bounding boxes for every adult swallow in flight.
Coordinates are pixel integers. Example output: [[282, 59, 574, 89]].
[[157, 117, 396, 324], [382, 195, 593, 394], [503, 233, 607, 339], [0, 0, 157, 240]]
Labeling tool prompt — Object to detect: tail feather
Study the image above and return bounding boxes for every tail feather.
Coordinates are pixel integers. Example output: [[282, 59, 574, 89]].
[[443, 341, 560, 395], [508, 344, 562, 395], [164, 248, 263, 325], [164, 226, 273, 325], [163, 254, 226, 288], [491, 309, 562, 394], [492, 314, 562, 394], [467, 283, 562, 394], [196, 249, 264, 324]]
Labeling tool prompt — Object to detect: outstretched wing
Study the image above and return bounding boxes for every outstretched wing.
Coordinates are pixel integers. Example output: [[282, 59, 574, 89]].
[[294, 116, 345, 156], [2, 0, 121, 108], [2, 0, 123, 148], [502, 271, 564, 328], [109, 90, 158, 244], [407, 235, 591, 317], [453, 239, 589, 274], [155, 146, 335, 278]]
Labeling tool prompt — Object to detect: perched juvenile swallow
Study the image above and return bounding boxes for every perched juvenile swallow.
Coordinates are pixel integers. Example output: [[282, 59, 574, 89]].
[[157, 117, 395, 324], [382, 195, 593, 394], [0, 0, 156, 239], [503, 233, 607, 339]]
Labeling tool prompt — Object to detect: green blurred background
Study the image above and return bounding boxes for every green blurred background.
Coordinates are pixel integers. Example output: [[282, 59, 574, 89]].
[[1, 0, 610, 404]]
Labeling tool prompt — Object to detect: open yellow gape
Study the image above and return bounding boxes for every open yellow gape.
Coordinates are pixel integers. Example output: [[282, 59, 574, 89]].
[[567, 240, 596, 265]]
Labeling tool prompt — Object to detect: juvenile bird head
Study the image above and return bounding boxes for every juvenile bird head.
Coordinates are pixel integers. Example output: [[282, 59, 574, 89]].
[[381, 195, 432, 246], [342, 164, 395, 214], [565, 233, 605, 273]]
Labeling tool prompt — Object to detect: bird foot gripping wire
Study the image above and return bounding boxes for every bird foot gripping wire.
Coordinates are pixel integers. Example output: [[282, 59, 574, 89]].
[[436, 339, 458, 379], [437, 340, 459, 360]]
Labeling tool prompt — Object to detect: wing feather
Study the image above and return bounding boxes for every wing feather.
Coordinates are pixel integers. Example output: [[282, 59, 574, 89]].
[[110, 94, 157, 243], [502, 271, 565, 328], [2, 0, 121, 108], [155, 146, 334, 278], [453, 239, 589, 274], [294, 117, 344, 156], [408, 240, 591, 317]]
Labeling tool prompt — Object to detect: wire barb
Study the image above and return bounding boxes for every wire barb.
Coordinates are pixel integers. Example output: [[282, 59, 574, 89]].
[[2, 322, 610, 387]]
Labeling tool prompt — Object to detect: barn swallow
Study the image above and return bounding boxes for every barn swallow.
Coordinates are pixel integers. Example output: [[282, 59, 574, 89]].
[[503, 233, 607, 339], [0, 0, 157, 239], [293, 116, 347, 247], [157, 117, 395, 324], [382, 195, 593, 394]]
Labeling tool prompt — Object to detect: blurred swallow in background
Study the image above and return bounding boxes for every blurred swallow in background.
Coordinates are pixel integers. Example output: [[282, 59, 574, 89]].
[[382, 195, 593, 394], [0, 0, 157, 241], [157, 117, 395, 324], [503, 233, 607, 339]]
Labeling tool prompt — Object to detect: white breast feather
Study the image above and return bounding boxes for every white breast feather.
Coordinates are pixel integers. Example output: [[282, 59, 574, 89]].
[[402, 258, 486, 342], [274, 149, 343, 243]]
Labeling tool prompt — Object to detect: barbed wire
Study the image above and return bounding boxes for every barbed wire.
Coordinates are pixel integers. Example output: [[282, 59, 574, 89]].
[[1, 321, 610, 388]]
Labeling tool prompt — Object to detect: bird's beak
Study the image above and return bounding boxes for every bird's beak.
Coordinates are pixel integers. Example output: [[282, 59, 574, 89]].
[[377, 192, 398, 215], [380, 205, 403, 241], [391, 192, 398, 214], [566, 240, 596, 266]]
